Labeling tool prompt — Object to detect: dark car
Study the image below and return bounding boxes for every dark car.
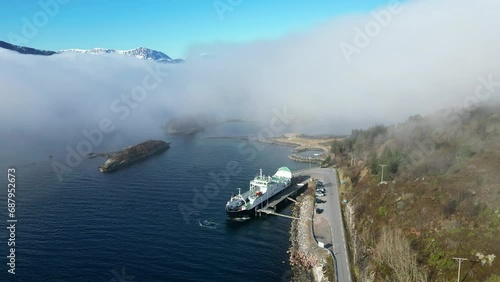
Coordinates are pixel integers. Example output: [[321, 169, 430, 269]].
[[316, 208, 324, 214], [316, 198, 326, 204]]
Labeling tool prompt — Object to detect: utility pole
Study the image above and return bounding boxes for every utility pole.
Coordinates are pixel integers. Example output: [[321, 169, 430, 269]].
[[453, 257, 467, 282], [379, 164, 387, 183]]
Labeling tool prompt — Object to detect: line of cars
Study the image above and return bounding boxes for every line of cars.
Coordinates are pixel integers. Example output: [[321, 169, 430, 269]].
[[315, 180, 326, 214], [315, 181, 326, 197]]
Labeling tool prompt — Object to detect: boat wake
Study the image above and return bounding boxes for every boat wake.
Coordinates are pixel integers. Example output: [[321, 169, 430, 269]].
[[198, 219, 219, 229]]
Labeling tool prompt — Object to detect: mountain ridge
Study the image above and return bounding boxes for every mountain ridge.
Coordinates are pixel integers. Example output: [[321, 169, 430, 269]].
[[0, 40, 56, 56], [0, 40, 183, 63], [58, 46, 174, 62]]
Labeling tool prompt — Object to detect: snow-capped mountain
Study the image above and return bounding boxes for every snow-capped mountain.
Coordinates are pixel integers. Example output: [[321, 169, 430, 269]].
[[0, 40, 183, 63], [59, 47, 175, 62]]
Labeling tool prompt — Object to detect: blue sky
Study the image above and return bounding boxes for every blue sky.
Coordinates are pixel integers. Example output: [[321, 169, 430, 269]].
[[1, 0, 395, 58]]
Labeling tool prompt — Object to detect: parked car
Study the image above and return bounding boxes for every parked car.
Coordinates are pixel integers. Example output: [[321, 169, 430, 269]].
[[315, 192, 325, 197], [316, 188, 326, 193], [316, 198, 326, 204], [316, 208, 324, 214]]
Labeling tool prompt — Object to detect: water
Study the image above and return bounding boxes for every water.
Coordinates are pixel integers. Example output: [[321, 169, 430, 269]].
[[0, 124, 310, 281]]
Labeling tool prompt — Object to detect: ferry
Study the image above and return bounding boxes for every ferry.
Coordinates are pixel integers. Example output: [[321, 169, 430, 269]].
[[225, 167, 292, 218]]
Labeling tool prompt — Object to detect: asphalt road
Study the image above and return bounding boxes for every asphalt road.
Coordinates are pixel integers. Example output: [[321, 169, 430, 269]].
[[297, 168, 352, 282]]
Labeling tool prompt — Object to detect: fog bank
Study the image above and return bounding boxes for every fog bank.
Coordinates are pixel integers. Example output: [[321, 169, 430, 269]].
[[1, 0, 499, 160]]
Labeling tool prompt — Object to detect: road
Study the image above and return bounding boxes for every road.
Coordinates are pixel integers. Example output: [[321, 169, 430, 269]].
[[296, 168, 352, 282]]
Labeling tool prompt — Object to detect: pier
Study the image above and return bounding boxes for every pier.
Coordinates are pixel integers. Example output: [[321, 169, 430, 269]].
[[258, 209, 299, 219], [255, 176, 310, 219]]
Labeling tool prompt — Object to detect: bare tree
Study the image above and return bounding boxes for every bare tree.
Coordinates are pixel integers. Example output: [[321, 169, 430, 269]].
[[375, 227, 428, 282]]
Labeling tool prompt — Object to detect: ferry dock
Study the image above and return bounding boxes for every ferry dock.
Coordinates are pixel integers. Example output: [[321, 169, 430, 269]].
[[255, 173, 310, 219]]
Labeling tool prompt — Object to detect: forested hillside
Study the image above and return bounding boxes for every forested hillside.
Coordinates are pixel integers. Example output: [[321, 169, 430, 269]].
[[332, 104, 500, 281]]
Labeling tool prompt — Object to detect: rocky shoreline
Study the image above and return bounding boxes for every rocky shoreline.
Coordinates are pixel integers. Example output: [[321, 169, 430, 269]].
[[288, 154, 324, 164], [261, 138, 330, 164], [259, 138, 300, 148], [288, 186, 332, 281]]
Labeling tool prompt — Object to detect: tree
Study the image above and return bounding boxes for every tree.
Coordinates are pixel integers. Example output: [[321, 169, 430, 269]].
[[375, 227, 428, 282], [369, 152, 379, 174]]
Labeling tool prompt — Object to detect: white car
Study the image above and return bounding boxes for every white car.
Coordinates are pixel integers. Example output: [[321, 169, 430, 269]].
[[316, 188, 326, 193]]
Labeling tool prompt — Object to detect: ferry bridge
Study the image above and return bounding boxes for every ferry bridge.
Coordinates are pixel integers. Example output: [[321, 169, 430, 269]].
[[255, 171, 311, 219]]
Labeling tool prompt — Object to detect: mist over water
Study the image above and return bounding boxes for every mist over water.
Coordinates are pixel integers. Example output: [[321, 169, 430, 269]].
[[1, 0, 500, 162], [0, 133, 311, 281]]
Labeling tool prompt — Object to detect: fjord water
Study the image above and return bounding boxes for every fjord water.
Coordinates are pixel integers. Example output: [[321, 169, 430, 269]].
[[0, 124, 310, 281]]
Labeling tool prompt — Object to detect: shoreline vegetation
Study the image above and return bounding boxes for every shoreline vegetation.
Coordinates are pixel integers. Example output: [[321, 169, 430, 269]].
[[331, 107, 500, 281], [221, 105, 500, 281]]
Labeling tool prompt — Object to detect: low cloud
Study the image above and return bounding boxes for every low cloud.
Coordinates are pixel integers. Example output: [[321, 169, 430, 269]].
[[1, 0, 499, 161]]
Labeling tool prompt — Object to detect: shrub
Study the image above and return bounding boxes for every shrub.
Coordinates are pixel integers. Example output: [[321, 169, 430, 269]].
[[377, 206, 388, 216], [442, 200, 457, 218]]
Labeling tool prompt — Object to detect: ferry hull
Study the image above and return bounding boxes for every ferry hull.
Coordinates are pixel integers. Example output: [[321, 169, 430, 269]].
[[225, 207, 256, 219]]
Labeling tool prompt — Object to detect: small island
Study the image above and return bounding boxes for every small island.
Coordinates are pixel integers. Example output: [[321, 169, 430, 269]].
[[163, 114, 250, 136], [163, 115, 206, 135], [98, 140, 170, 173]]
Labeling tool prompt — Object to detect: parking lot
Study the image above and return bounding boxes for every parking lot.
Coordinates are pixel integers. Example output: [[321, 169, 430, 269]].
[[294, 168, 352, 282]]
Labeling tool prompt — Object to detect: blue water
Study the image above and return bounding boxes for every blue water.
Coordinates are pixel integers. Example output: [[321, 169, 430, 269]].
[[0, 124, 310, 281]]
